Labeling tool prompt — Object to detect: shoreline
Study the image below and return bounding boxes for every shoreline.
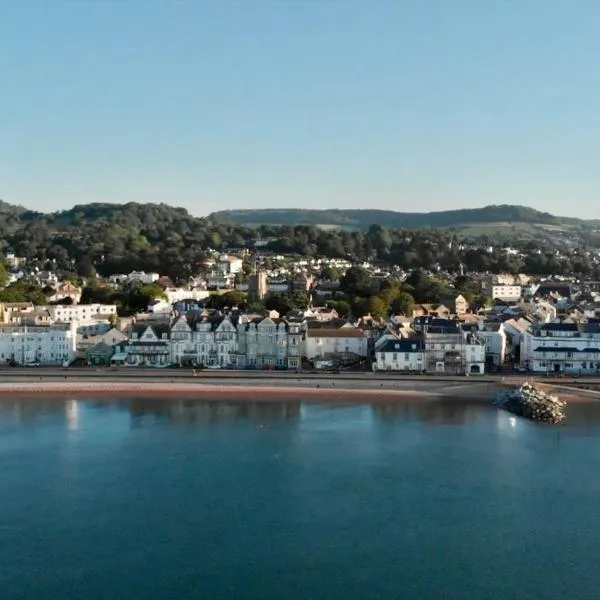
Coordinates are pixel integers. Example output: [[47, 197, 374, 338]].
[[0, 377, 594, 403], [0, 380, 441, 401]]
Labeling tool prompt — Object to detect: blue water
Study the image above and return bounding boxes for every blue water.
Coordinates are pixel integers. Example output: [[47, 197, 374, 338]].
[[1, 397, 600, 600]]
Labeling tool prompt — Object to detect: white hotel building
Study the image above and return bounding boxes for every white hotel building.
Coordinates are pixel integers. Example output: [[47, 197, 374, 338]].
[[48, 304, 118, 323], [0, 322, 77, 365]]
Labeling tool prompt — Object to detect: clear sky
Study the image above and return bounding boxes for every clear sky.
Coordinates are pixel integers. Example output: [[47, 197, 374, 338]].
[[1, 1, 599, 217]]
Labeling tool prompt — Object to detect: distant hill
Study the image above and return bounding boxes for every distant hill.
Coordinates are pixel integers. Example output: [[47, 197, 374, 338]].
[[210, 205, 598, 231]]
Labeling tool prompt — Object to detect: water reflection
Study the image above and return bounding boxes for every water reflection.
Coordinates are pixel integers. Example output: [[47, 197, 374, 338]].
[[2, 396, 600, 430], [129, 398, 301, 425], [371, 398, 487, 425]]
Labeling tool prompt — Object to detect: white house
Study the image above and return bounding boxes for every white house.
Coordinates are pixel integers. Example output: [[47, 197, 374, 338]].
[[374, 338, 425, 372], [418, 317, 485, 375], [217, 255, 243, 275], [0, 322, 77, 365], [127, 271, 160, 284], [477, 322, 507, 367], [304, 326, 368, 360], [491, 285, 522, 302], [164, 287, 210, 304], [170, 313, 238, 368], [236, 317, 302, 370], [46, 282, 82, 304], [521, 321, 600, 374], [48, 304, 118, 324]]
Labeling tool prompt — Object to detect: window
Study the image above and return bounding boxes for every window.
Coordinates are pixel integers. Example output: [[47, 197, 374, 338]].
[[393, 353, 397, 361], [405, 353, 410, 361]]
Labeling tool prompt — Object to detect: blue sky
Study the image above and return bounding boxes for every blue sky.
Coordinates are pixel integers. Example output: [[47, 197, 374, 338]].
[[1, 1, 599, 217]]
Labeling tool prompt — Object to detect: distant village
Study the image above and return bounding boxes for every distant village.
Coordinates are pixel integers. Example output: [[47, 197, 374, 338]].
[[1, 247, 600, 377]]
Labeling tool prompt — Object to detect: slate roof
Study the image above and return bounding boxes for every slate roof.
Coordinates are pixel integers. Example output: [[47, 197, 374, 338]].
[[378, 339, 425, 353], [540, 322, 579, 332], [533, 346, 600, 353]]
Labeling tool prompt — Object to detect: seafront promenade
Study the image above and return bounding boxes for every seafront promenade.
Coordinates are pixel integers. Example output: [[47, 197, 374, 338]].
[[0, 368, 597, 402]]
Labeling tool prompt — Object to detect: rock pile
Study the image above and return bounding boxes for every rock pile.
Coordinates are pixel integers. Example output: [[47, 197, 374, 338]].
[[495, 382, 566, 424]]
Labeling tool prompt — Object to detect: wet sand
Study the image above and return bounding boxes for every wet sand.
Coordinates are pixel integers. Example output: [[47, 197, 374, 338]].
[[0, 377, 592, 404], [0, 376, 506, 403]]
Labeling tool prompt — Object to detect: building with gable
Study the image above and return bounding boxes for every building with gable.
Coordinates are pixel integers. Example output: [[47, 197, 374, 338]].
[[125, 322, 171, 367], [374, 338, 425, 372], [520, 320, 600, 374]]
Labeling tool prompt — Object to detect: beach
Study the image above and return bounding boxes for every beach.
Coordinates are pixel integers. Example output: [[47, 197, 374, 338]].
[[0, 374, 529, 403], [0, 371, 595, 403]]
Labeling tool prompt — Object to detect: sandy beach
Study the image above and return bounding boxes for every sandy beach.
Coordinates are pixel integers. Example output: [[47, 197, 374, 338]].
[[0, 375, 594, 403], [0, 379, 442, 400], [0, 375, 512, 403]]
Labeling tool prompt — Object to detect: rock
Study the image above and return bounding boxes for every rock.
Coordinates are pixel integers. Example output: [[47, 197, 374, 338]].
[[495, 382, 566, 424]]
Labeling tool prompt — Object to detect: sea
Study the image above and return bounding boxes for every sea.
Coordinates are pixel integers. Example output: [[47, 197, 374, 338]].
[[1, 396, 600, 600]]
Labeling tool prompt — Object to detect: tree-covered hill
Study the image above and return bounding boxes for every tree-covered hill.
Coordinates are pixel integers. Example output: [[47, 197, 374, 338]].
[[0, 199, 599, 281], [210, 205, 596, 230]]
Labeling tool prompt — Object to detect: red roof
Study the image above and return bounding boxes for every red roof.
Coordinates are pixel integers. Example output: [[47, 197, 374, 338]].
[[307, 329, 365, 338]]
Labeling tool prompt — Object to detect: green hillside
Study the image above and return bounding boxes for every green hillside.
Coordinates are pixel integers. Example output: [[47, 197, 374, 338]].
[[210, 205, 596, 231]]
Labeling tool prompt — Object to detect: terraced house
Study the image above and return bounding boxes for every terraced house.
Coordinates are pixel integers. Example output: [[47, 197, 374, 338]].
[[170, 313, 238, 368], [521, 320, 600, 374], [236, 316, 302, 370], [125, 322, 170, 367]]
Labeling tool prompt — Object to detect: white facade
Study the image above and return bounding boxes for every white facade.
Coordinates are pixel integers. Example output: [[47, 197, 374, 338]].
[[374, 340, 425, 372], [49, 304, 117, 323], [521, 325, 600, 374], [125, 323, 170, 367], [478, 326, 507, 367], [217, 256, 243, 274], [236, 318, 299, 369], [424, 332, 486, 375], [164, 288, 210, 304], [0, 323, 77, 365], [128, 271, 160, 284], [305, 329, 368, 359], [491, 285, 522, 302], [170, 315, 238, 368]]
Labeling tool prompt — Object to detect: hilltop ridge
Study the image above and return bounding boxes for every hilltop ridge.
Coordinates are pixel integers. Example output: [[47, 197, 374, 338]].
[[210, 205, 598, 230]]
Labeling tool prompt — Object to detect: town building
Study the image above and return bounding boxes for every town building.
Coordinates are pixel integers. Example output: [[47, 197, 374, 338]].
[[248, 270, 268, 302], [217, 255, 244, 275], [170, 313, 238, 368], [236, 317, 293, 369], [374, 338, 425, 372], [415, 317, 485, 375], [49, 304, 118, 324], [477, 322, 507, 368], [304, 323, 368, 361], [0, 302, 34, 323], [0, 322, 77, 365], [127, 271, 160, 284], [125, 322, 171, 367], [520, 321, 600, 374], [46, 282, 82, 304], [491, 285, 522, 302]]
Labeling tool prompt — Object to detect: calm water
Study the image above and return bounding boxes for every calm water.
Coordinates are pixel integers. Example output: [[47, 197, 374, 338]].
[[1, 397, 600, 600]]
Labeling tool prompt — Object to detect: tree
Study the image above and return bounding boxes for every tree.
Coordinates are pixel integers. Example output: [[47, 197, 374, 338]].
[[366, 296, 389, 319], [326, 300, 351, 318], [264, 292, 291, 315], [340, 266, 374, 297], [0, 262, 8, 288], [289, 291, 310, 309], [125, 283, 167, 313], [207, 291, 246, 310], [391, 292, 415, 316]]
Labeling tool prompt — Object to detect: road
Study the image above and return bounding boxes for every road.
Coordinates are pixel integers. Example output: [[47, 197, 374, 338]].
[[0, 366, 598, 387]]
